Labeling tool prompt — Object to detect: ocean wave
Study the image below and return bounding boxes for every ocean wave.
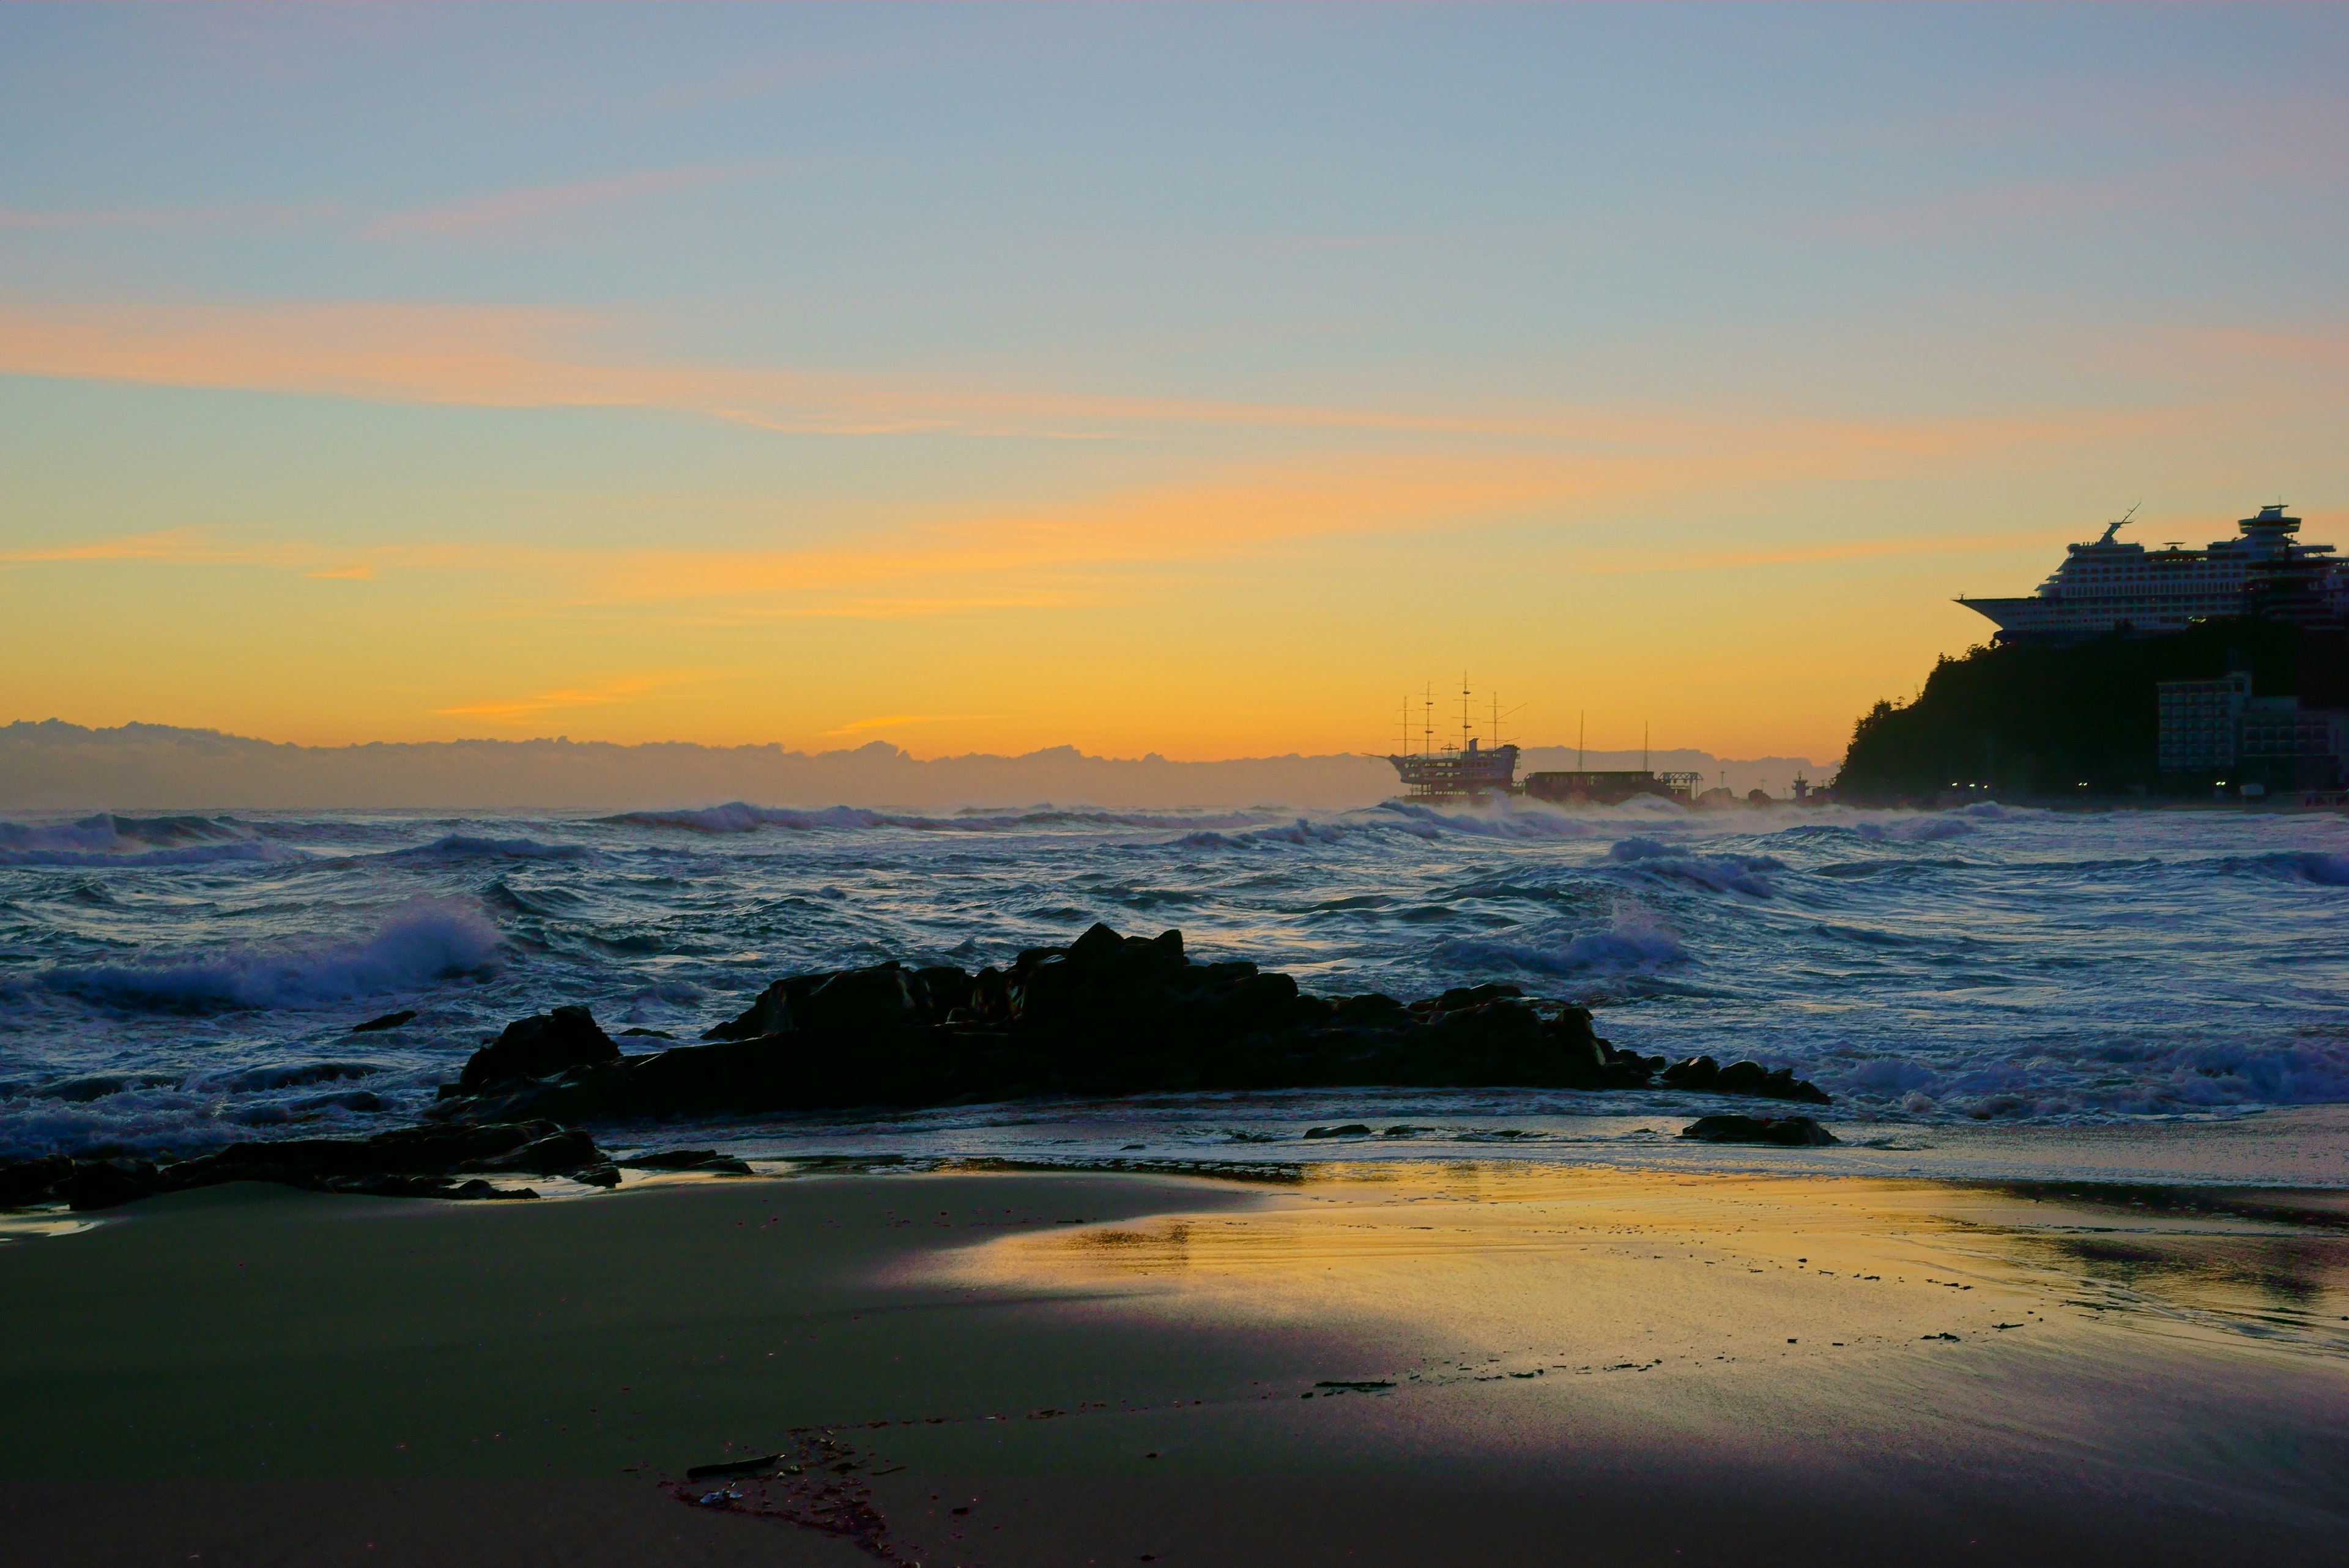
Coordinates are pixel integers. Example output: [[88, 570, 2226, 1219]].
[[1811, 1033, 2349, 1121], [0, 1077, 418, 1159], [37, 902, 500, 1013], [188, 1060, 385, 1094], [0, 840, 296, 869], [603, 802, 1262, 835], [0, 812, 253, 852], [0, 812, 291, 867], [1439, 905, 1687, 978], [2226, 850, 2349, 887], [1855, 816, 1974, 844], [1171, 819, 1360, 850], [1603, 836, 1783, 897], [1371, 801, 1611, 840], [374, 834, 594, 863]]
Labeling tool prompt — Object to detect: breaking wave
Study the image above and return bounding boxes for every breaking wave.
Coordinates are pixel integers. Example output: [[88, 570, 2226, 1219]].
[[1439, 905, 1687, 980], [38, 902, 500, 1013], [7, 797, 2349, 1157], [0, 812, 294, 868], [2227, 850, 2349, 887], [1812, 1033, 2349, 1121], [1603, 836, 1783, 897]]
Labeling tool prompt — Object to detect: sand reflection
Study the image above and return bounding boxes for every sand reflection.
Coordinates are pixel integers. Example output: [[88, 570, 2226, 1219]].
[[938, 1164, 2349, 1370]]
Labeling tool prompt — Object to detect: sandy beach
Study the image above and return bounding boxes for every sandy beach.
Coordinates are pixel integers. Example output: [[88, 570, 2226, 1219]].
[[4, 1146, 2345, 1567]]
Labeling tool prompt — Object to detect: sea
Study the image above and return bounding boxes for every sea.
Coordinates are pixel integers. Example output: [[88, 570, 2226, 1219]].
[[3, 797, 2347, 1171]]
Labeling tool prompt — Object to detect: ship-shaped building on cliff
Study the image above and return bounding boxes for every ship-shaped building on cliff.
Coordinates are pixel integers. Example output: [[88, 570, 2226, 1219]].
[[1959, 502, 2346, 644]]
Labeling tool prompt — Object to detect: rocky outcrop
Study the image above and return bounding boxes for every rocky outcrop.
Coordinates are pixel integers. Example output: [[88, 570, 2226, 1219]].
[[0, 1121, 609, 1211], [441, 923, 1831, 1126], [1661, 1054, 1830, 1105], [1679, 1114, 1839, 1146], [453, 1005, 619, 1093]]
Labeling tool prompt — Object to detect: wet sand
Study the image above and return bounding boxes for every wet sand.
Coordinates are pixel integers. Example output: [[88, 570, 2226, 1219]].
[[2, 1162, 2345, 1566]]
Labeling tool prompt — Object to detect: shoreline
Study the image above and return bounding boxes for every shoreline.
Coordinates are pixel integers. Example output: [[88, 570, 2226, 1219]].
[[4, 1154, 2344, 1565]]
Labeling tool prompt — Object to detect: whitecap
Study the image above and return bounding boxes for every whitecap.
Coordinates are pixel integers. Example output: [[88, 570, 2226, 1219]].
[[39, 901, 501, 1013]]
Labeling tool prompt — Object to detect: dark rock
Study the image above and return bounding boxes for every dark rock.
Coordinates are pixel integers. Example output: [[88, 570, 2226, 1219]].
[[432, 923, 1829, 1128], [146, 1121, 603, 1206], [687, 1454, 782, 1481], [0, 1154, 73, 1208], [574, 1164, 621, 1188], [445, 1179, 536, 1201], [796, 967, 920, 1035], [702, 978, 803, 1041], [322, 1173, 462, 1199], [1679, 1115, 1840, 1146], [1713, 1060, 1770, 1095], [1761, 1066, 1831, 1105], [616, 1149, 721, 1170], [453, 1128, 600, 1175], [913, 967, 974, 1022], [458, 1005, 619, 1091], [1662, 1055, 1721, 1091], [1671, 1057, 1831, 1105], [965, 967, 1013, 1023], [292, 1090, 386, 1115], [1304, 1124, 1373, 1139], [619, 1028, 674, 1039], [1333, 994, 1407, 1027], [351, 1009, 417, 1033], [62, 1160, 161, 1211], [1437, 982, 1523, 1011]]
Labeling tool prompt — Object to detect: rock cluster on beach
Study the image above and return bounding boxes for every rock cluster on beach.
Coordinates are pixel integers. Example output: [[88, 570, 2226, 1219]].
[[0, 1120, 619, 1212], [442, 922, 1830, 1123], [0, 923, 1836, 1211]]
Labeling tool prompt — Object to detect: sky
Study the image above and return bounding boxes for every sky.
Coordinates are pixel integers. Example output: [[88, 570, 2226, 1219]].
[[2, 2, 2344, 765]]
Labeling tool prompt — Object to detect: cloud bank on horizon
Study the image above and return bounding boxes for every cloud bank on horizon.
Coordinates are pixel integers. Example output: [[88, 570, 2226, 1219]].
[[1, 4, 2342, 765], [0, 719, 1821, 812]]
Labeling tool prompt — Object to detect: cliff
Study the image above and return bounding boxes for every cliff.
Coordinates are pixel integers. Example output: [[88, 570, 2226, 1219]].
[[1834, 619, 2345, 804]]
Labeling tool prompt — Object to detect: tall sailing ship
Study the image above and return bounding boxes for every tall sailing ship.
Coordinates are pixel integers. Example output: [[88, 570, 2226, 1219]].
[[1388, 680, 1520, 801], [1384, 680, 1699, 804]]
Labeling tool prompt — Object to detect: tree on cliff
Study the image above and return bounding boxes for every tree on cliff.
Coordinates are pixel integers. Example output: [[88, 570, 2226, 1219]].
[[1833, 619, 2306, 804]]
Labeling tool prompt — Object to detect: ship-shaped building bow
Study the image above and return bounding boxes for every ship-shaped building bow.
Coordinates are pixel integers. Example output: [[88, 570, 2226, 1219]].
[[1959, 503, 2346, 643]]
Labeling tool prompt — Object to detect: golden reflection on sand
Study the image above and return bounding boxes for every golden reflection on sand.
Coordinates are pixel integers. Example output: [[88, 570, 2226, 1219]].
[[935, 1164, 2349, 1372], [0, 1214, 100, 1243]]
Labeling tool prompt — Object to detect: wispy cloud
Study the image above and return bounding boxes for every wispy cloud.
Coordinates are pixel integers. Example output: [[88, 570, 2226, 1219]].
[[0, 297, 2172, 451], [433, 673, 688, 721], [362, 164, 776, 239], [2, 527, 323, 571], [4, 420, 2158, 633], [0, 203, 339, 234]]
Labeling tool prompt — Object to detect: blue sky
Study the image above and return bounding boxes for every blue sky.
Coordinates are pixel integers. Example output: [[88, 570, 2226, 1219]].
[[3, 4, 2343, 756]]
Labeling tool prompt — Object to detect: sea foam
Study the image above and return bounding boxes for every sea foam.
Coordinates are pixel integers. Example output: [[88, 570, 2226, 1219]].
[[39, 902, 500, 1013]]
